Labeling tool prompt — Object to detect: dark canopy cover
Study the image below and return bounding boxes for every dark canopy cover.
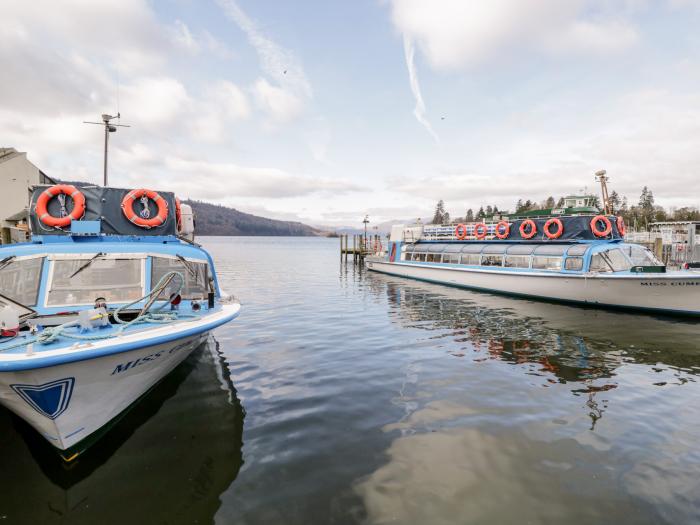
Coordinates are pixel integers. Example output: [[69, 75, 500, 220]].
[[29, 184, 178, 236]]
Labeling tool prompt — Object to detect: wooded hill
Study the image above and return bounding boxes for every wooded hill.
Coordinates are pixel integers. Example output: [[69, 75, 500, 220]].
[[184, 200, 321, 236]]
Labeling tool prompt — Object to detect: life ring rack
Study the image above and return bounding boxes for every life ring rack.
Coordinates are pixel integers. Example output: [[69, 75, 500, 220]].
[[35, 184, 86, 229], [121, 189, 169, 229]]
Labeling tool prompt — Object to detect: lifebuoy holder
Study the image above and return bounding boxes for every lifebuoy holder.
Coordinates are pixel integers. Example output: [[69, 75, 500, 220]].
[[474, 223, 488, 239], [543, 218, 564, 239], [519, 219, 537, 239], [35, 184, 86, 228], [590, 215, 612, 238], [495, 221, 510, 239], [122, 189, 169, 229]]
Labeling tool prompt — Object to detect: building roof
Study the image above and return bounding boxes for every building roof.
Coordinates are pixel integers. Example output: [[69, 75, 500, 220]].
[[0, 147, 22, 164]]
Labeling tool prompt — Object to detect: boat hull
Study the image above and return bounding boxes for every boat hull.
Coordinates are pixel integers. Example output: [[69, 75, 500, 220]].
[[0, 333, 206, 456], [366, 258, 700, 316], [0, 303, 241, 457]]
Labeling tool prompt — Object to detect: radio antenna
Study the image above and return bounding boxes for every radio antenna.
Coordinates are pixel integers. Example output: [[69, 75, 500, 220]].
[[83, 113, 130, 186]]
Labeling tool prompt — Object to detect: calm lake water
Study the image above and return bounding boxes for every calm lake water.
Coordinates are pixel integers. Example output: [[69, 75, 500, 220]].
[[1, 236, 700, 524]]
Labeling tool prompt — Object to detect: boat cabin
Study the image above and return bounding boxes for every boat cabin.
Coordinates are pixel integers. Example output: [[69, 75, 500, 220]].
[[401, 241, 663, 274]]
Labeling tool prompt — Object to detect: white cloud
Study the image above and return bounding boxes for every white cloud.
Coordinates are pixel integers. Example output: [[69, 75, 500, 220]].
[[389, 0, 639, 71], [216, 0, 312, 121], [253, 78, 304, 123], [121, 77, 190, 127]]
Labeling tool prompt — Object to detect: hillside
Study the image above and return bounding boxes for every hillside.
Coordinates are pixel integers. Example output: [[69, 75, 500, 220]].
[[184, 200, 321, 236]]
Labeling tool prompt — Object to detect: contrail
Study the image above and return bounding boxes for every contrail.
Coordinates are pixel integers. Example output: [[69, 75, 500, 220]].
[[403, 34, 439, 143], [215, 0, 312, 99]]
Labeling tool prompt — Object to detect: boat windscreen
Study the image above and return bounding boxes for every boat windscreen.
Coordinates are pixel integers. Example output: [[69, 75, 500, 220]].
[[0, 257, 43, 306]]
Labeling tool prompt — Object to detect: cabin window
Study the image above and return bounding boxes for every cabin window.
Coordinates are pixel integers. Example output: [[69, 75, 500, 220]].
[[47, 257, 143, 306], [442, 253, 460, 264], [532, 256, 562, 270], [0, 256, 43, 306], [564, 257, 583, 271], [426, 253, 438, 262], [504, 255, 530, 268], [404, 253, 413, 261], [151, 257, 209, 299], [481, 255, 504, 267], [460, 254, 481, 265], [415, 253, 426, 262], [567, 244, 589, 256]]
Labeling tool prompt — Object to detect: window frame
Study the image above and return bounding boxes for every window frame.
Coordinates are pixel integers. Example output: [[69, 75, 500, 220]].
[[0, 254, 45, 306]]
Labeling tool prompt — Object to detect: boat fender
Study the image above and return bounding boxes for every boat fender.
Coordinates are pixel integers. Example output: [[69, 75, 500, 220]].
[[617, 216, 626, 237], [455, 224, 468, 240], [543, 218, 564, 239], [590, 215, 612, 237], [35, 184, 86, 228], [519, 219, 537, 239], [474, 223, 488, 239], [495, 221, 510, 239], [122, 189, 169, 229]]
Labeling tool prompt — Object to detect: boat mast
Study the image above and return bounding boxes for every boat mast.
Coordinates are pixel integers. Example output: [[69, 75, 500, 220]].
[[83, 113, 130, 186], [595, 169, 612, 214]]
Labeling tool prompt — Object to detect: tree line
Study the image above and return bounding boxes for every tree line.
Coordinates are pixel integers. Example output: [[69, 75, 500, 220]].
[[431, 186, 699, 230]]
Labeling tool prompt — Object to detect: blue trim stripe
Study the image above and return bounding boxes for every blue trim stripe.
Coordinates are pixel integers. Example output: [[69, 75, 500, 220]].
[[0, 308, 240, 372]]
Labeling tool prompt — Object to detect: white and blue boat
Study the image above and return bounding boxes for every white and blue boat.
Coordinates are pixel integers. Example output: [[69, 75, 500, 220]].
[[0, 184, 240, 460], [366, 215, 700, 316]]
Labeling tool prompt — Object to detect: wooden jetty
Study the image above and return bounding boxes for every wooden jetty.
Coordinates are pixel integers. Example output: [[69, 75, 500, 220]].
[[340, 234, 383, 263]]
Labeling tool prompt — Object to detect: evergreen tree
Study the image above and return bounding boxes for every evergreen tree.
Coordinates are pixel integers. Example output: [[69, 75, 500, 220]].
[[493, 205, 499, 214], [443, 212, 451, 224], [432, 200, 446, 224], [465, 208, 474, 222], [556, 197, 565, 207], [485, 205, 493, 217], [609, 191, 621, 213], [476, 206, 485, 220], [515, 199, 524, 212], [545, 196, 556, 209], [524, 199, 533, 210]]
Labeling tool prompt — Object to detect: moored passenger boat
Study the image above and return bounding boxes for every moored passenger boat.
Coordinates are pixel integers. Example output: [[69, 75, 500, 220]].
[[366, 215, 700, 316], [0, 184, 240, 460]]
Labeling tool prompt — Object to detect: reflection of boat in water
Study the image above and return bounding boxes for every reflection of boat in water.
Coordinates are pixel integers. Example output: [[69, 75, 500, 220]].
[[0, 337, 244, 524], [373, 273, 700, 400]]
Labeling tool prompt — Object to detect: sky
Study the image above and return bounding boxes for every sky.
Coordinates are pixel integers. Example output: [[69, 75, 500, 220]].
[[2, 0, 700, 227]]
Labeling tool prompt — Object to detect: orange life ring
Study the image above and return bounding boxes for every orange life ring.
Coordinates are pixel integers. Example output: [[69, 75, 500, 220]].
[[617, 216, 626, 237], [543, 218, 564, 239], [35, 184, 86, 228], [175, 197, 183, 232], [474, 223, 488, 239], [455, 223, 468, 240], [519, 219, 537, 239], [121, 189, 169, 229], [590, 215, 612, 237], [495, 221, 510, 239]]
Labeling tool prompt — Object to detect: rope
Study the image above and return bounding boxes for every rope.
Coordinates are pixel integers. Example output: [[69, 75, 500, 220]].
[[0, 271, 201, 352]]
